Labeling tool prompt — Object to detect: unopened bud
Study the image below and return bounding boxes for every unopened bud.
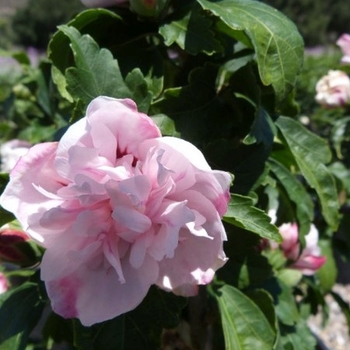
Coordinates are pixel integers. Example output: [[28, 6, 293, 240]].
[[129, 0, 169, 17]]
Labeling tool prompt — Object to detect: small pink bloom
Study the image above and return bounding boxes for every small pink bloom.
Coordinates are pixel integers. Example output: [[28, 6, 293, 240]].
[[0, 272, 8, 294], [278, 223, 326, 275], [0, 96, 231, 326], [315, 70, 350, 108], [336, 34, 350, 64], [80, 0, 127, 7]]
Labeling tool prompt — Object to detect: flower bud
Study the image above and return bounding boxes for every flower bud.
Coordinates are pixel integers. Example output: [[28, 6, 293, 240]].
[[129, 0, 169, 17], [0, 226, 36, 266]]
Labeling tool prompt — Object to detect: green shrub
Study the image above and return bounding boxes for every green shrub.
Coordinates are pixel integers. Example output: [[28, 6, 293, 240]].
[[11, 0, 84, 49], [263, 0, 350, 46]]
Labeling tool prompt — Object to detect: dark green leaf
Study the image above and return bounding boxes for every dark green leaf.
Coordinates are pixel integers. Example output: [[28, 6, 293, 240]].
[[57, 26, 152, 112], [268, 158, 314, 237], [274, 279, 299, 326], [244, 289, 278, 334], [244, 108, 275, 147], [276, 116, 340, 231], [159, 4, 222, 55], [0, 174, 15, 226], [330, 116, 350, 159], [0, 283, 45, 350], [211, 284, 276, 350], [197, 0, 304, 105], [224, 193, 281, 242]]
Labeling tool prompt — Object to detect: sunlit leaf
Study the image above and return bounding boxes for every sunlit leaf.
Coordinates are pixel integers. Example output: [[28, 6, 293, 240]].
[[211, 284, 276, 350], [197, 0, 304, 105], [276, 116, 340, 231], [224, 193, 281, 242]]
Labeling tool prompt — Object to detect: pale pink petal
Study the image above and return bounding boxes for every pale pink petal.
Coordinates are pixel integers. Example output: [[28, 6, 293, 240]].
[[337, 34, 350, 63], [86, 97, 161, 156], [46, 254, 158, 326], [0, 142, 65, 242], [156, 220, 227, 295], [292, 255, 326, 276]]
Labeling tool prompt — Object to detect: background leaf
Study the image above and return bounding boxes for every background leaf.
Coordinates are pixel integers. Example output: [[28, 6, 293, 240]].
[[276, 116, 340, 231], [268, 158, 314, 237]]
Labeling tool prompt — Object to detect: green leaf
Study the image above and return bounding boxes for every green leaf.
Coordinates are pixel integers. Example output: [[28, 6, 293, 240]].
[[244, 289, 278, 332], [317, 239, 337, 292], [0, 283, 45, 350], [216, 53, 254, 92], [276, 116, 340, 231], [58, 25, 152, 112], [211, 284, 276, 350], [0, 173, 15, 227], [330, 116, 350, 159], [74, 286, 186, 350], [159, 4, 222, 55], [279, 320, 317, 350], [276, 269, 302, 288], [224, 193, 282, 242], [151, 64, 230, 144], [151, 114, 180, 136], [244, 108, 275, 147], [197, 0, 304, 105], [274, 279, 299, 326], [48, 9, 122, 74], [268, 158, 314, 237]]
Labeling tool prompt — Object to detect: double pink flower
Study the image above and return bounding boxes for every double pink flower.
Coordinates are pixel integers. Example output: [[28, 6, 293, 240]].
[[0, 96, 231, 326]]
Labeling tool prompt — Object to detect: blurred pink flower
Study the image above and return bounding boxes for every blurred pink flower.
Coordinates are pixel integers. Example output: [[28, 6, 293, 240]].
[[336, 33, 350, 64], [0, 272, 8, 294], [315, 70, 350, 108], [0, 96, 231, 326], [278, 223, 326, 275]]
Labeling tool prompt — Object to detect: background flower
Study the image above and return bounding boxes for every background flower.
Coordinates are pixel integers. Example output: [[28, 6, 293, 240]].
[[0, 96, 231, 326], [315, 70, 350, 108], [278, 223, 326, 275], [337, 33, 350, 64]]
